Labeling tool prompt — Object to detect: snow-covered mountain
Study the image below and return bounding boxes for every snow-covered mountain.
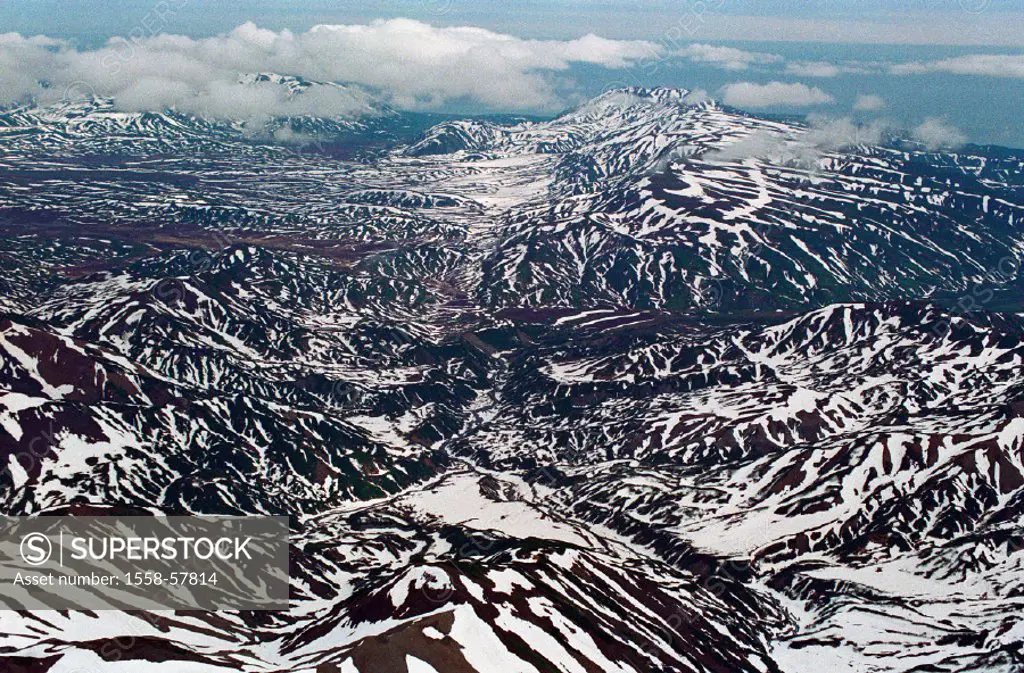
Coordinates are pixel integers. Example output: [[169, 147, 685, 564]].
[[0, 73, 404, 159], [1, 87, 1023, 672]]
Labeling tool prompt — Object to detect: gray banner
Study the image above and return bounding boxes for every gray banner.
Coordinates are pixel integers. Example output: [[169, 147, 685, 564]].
[[0, 516, 289, 610]]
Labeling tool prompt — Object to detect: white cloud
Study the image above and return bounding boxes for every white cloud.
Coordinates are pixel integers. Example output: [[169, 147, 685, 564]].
[[673, 15, 1024, 48], [681, 89, 712, 105], [853, 94, 886, 111], [0, 20, 659, 118], [804, 115, 887, 149], [0, 33, 66, 104], [786, 60, 879, 78], [676, 44, 781, 71], [705, 116, 888, 168], [719, 81, 834, 108], [912, 117, 966, 149], [892, 54, 1024, 78], [706, 131, 812, 166], [786, 62, 841, 78]]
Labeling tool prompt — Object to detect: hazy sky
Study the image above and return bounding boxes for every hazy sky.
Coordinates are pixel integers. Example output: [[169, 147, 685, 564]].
[[3, 0, 1024, 46]]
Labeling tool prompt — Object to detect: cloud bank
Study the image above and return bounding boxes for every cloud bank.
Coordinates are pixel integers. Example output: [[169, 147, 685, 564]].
[[853, 94, 886, 111], [0, 20, 658, 119], [674, 44, 1024, 84], [719, 81, 834, 108], [912, 118, 966, 149], [892, 54, 1024, 78], [677, 44, 781, 71], [785, 61, 843, 78], [706, 115, 888, 169]]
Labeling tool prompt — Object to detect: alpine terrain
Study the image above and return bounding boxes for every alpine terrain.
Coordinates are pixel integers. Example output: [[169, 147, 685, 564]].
[[1, 84, 1023, 672]]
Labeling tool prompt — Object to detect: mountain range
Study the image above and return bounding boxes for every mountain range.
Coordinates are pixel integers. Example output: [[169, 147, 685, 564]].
[[1, 83, 1023, 672]]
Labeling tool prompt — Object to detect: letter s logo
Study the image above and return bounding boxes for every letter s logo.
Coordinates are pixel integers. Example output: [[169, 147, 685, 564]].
[[20, 533, 52, 566]]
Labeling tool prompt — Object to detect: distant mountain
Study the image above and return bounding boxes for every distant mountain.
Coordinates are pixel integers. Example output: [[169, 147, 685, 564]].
[[0, 72, 404, 158]]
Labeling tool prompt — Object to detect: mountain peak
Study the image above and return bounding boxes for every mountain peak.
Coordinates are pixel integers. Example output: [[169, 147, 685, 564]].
[[580, 86, 714, 111]]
